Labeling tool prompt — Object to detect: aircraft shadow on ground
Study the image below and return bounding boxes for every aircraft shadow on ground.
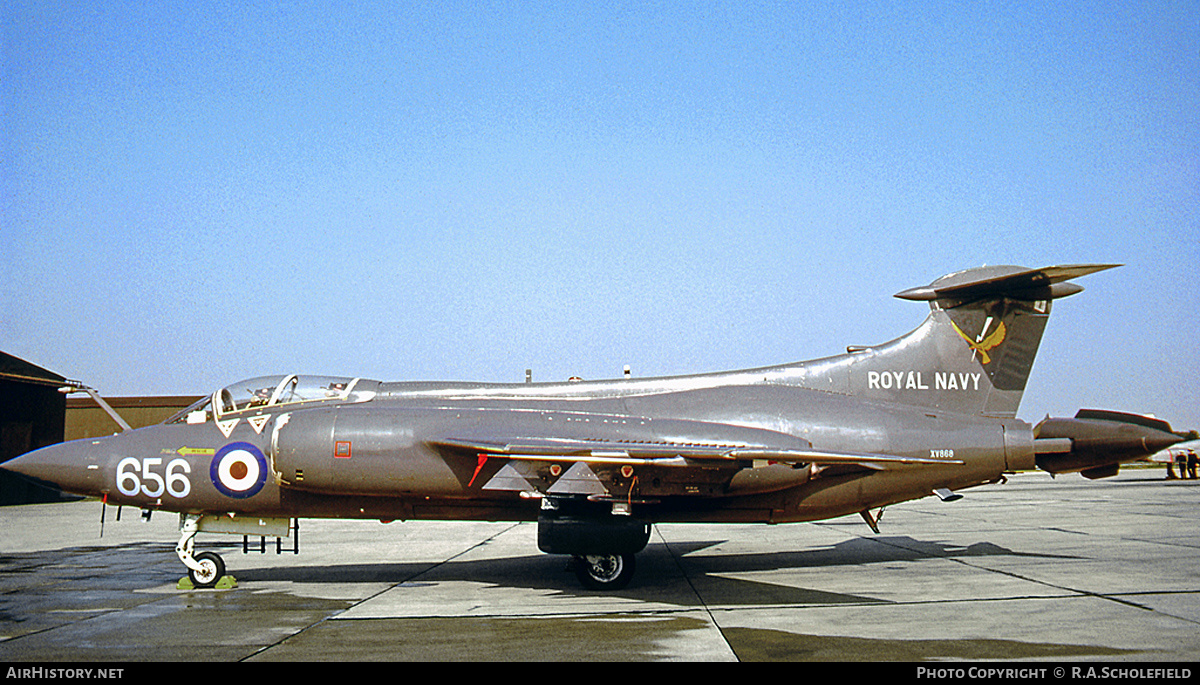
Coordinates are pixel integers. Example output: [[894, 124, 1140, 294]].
[[0, 534, 1080, 606], [664, 534, 1079, 572], [226, 533, 1079, 604]]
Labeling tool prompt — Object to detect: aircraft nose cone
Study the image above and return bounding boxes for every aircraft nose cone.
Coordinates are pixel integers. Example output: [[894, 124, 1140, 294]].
[[1, 440, 102, 496]]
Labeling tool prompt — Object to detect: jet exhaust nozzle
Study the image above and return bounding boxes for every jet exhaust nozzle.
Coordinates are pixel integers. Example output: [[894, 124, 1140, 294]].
[[1034, 409, 1182, 479]]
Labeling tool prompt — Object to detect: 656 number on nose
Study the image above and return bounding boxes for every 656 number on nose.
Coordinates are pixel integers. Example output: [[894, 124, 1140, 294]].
[[116, 457, 192, 498]]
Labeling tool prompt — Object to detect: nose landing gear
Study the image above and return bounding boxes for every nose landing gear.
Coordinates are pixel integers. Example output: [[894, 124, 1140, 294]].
[[176, 513, 227, 589]]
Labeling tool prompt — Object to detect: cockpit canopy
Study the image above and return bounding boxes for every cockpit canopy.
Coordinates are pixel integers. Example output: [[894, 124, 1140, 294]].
[[167, 375, 377, 424]]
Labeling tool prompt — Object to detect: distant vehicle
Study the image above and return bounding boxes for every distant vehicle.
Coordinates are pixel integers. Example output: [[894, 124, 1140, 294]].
[[2, 263, 1180, 590]]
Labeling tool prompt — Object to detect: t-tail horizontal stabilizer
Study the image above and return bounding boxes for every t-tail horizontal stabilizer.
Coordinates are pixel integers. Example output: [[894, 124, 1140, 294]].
[[894, 264, 1121, 303], [1034, 409, 1182, 479]]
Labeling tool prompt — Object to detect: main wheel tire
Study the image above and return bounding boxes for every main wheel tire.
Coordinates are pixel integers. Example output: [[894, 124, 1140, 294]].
[[188, 551, 225, 589], [573, 553, 635, 591]]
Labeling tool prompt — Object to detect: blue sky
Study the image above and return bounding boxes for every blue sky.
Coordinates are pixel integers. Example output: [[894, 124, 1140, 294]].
[[3, 1, 1198, 430]]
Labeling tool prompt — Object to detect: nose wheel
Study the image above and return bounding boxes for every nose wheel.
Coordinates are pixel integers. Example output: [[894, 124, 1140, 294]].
[[573, 553, 635, 590], [188, 551, 226, 588]]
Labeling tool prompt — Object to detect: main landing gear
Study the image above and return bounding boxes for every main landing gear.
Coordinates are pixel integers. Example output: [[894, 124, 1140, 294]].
[[571, 553, 637, 591], [539, 497, 651, 591]]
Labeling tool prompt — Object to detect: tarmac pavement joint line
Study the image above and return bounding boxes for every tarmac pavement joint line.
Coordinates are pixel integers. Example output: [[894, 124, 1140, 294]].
[[654, 524, 739, 658], [240, 521, 527, 661], [835, 519, 1192, 618], [806, 506, 1200, 628]]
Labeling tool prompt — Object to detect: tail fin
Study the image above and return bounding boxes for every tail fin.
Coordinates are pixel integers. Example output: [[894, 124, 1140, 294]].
[[843, 264, 1119, 417]]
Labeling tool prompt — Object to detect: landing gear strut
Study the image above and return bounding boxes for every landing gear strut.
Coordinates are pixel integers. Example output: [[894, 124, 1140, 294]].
[[176, 513, 225, 588]]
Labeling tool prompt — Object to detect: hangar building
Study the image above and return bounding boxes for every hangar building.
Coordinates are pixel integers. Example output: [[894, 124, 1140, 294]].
[[0, 352, 68, 504], [0, 351, 200, 505]]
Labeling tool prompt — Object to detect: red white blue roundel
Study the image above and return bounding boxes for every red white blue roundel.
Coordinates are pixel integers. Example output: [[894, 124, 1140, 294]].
[[210, 442, 268, 499]]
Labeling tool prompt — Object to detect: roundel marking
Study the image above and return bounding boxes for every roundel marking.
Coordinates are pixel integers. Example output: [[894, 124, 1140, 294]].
[[210, 442, 268, 499]]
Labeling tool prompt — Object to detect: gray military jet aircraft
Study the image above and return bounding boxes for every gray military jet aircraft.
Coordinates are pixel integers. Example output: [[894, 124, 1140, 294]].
[[2, 264, 1181, 590]]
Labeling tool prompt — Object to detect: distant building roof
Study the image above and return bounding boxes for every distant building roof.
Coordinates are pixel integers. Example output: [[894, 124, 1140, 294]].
[[0, 351, 66, 387], [66, 395, 204, 409]]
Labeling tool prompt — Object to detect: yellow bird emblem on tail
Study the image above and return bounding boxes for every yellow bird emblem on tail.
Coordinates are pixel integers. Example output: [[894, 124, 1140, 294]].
[[951, 318, 1006, 364]]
